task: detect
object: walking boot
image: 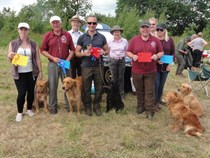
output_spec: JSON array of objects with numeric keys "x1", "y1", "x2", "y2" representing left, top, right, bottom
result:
[{"x1": 94, "y1": 107, "x2": 102, "y2": 116}]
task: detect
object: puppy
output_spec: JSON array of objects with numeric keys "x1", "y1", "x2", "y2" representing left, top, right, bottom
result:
[
  {"x1": 35, "y1": 79, "x2": 49, "y2": 113},
  {"x1": 178, "y1": 83, "x2": 204, "y2": 117},
  {"x1": 103, "y1": 80, "x2": 124, "y2": 113},
  {"x1": 164, "y1": 91, "x2": 205, "y2": 137},
  {"x1": 62, "y1": 76, "x2": 82, "y2": 116}
]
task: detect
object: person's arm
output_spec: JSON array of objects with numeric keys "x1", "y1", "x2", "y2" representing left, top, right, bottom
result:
[
  {"x1": 152, "y1": 39, "x2": 163, "y2": 60},
  {"x1": 151, "y1": 51, "x2": 164, "y2": 61},
  {"x1": 66, "y1": 50, "x2": 74, "y2": 61},
  {"x1": 41, "y1": 50, "x2": 60, "y2": 63},
  {"x1": 188, "y1": 41, "x2": 193, "y2": 49},
  {"x1": 36, "y1": 45, "x2": 42, "y2": 79},
  {"x1": 66, "y1": 33, "x2": 76, "y2": 61},
  {"x1": 101, "y1": 44, "x2": 109, "y2": 56},
  {"x1": 202, "y1": 39, "x2": 208, "y2": 49},
  {"x1": 126, "y1": 51, "x2": 138, "y2": 61},
  {"x1": 7, "y1": 42, "x2": 15, "y2": 62},
  {"x1": 75, "y1": 45, "x2": 91, "y2": 57}
]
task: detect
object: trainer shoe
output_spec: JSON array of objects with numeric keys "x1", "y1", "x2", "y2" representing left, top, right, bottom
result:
[
  {"x1": 16, "y1": 113, "x2": 23, "y2": 122},
  {"x1": 26, "y1": 110, "x2": 35, "y2": 117}
]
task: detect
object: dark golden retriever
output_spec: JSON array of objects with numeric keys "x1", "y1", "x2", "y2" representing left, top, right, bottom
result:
[
  {"x1": 178, "y1": 83, "x2": 204, "y2": 117},
  {"x1": 164, "y1": 91, "x2": 205, "y2": 137},
  {"x1": 35, "y1": 79, "x2": 48, "y2": 113},
  {"x1": 62, "y1": 76, "x2": 82, "y2": 116}
]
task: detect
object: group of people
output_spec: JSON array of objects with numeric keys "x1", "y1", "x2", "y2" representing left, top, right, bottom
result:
[
  {"x1": 175, "y1": 32, "x2": 208, "y2": 77},
  {"x1": 9, "y1": 14, "x2": 203, "y2": 122}
]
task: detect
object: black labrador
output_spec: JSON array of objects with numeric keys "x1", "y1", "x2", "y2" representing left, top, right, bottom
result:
[{"x1": 103, "y1": 80, "x2": 124, "y2": 113}]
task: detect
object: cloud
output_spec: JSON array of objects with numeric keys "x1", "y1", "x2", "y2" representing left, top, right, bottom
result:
[
  {"x1": 90, "y1": 0, "x2": 117, "y2": 16},
  {"x1": 0, "y1": 0, "x2": 36, "y2": 12},
  {"x1": 0, "y1": 0, "x2": 117, "y2": 16}
]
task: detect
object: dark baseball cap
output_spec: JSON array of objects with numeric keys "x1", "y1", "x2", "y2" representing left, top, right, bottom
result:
[
  {"x1": 156, "y1": 23, "x2": 167, "y2": 30},
  {"x1": 140, "y1": 21, "x2": 150, "y2": 27}
]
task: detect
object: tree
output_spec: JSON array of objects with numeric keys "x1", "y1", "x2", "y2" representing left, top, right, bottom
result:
[
  {"x1": 116, "y1": 6, "x2": 140, "y2": 40},
  {"x1": 45, "y1": 0, "x2": 92, "y2": 29},
  {"x1": 1, "y1": 7, "x2": 17, "y2": 32},
  {"x1": 115, "y1": 0, "x2": 210, "y2": 36}
]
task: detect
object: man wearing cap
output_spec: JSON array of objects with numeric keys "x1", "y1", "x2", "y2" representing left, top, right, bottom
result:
[
  {"x1": 126, "y1": 21, "x2": 163, "y2": 119},
  {"x1": 41, "y1": 15, "x2": 75, "y2": 114},
  {"x1": 68, "y1": 15, "x2": 83, "y2": 78},
  {"x1": 75, "y1": 15, "x2": 109, "y2": 116},
  {"x1": 108, "y1": 25, "x2": 128, "y2": 99}
]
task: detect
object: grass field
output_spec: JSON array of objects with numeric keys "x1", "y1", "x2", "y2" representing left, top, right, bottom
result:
[{"x1": 0, "y1": 47, "x2": 210, "y2": 158}]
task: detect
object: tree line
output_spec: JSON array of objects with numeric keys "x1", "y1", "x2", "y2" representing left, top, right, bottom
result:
[{"x1": 0, "y1": 0, "x2": 210, "y2": 47}]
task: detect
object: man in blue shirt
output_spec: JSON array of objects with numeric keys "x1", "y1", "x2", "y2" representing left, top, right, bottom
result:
[{"x1": 76, "y1": 15, "x2": 109, "y2": 116}]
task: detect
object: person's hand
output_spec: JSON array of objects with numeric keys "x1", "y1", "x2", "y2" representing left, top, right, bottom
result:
[
  {"x1": 132, "y1": 55, "x2": 138, "y2": 61},
  {"x1": 53, "y1": 57, "x2": 60, "y2": 63},
  {"x1": 38, "y1": 71, "x2": 42, "y2": 80},
  {"x1": 83, "y1": 50, "x2": 91, "y2": 56},
  {"x1": 166, "y1": 65, "x2": 171, "y2": 71},
  {"x1": 183, "y1": 51, "x2": 188, "y2": 55},
  {"x1": 157, "y1": 60, "x2": 163, "y2": 65},
  {"x1": 8, "y1": 52, "x2": 16, "y2": 59},
  {"x1": 151, "y1": 54, "x2": 158, "y2": 61},
  {"x1": 99, "y1": 49, "x2": 105, "y2": 55}
]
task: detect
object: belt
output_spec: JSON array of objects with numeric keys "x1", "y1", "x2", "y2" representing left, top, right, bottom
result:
[{"x1": 110, "y1": 57, "x2": 125, "y2": 60}]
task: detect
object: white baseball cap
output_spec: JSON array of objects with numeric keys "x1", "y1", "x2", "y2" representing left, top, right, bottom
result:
[
  {"x1": 50, "y1": 16, "x2": 62, "y2": 23},
  {"x1": 18, "y1": 22, "x2": 30, "y2": 29}
]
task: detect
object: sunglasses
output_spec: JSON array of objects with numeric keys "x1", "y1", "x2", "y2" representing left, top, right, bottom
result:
[
  {"x1": 150, "y1": 24, "x2": 156, "y2": 25},
  {"x1": 87, "y1": 22, "x2": 97, "y2": 25},
  {"x1": 156, "y1": 29, "x2": 164, "y2": 32}
]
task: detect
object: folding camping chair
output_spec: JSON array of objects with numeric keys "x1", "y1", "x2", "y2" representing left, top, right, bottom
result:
[{"x1": 187, "y1": 64, "x2": 210, "y2": 96}]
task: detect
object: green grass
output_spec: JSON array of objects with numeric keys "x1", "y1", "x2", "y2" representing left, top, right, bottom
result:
[{"x1": 0, "y1": 47, "x2": 210, "y2": 158}]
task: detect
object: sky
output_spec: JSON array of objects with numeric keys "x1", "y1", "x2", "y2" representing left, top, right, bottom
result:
[{"x1": 0, "y1": 0, "x2": 117, "y2": 16}]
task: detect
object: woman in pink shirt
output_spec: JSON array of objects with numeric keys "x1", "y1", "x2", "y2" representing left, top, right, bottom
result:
[{"x1": 108, "y1": 25, "x2": 128, "y2": 99}]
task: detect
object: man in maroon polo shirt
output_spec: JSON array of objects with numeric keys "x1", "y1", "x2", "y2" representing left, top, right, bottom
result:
[
  {"x1": 126, "y1": 21, "x2": 163, "y2": 119},
  {"x1": 41, "y1": 15, "x2": 75, "y2": 114}
]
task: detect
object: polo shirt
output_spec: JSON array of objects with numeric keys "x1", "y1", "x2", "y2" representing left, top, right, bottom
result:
[
  {"x1": 127, "y1": 34, "x2": 163, "y2": 74},
  {"x1": 77, "y1": 31, "x2": 107, "y2": 67},
  {"x1": 40, "y1": 30, "x2": 75, "y2": 61}
]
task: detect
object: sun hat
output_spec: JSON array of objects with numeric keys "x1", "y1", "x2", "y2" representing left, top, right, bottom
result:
[
  {"x1": 110, "y1": 25, "x2": 124, "y2": 34},
  {"x1": 140, "y1": 21, "x2": 150, "y2": 27},
  {"x1": 69, "y1": 15, "x2": 82, "y2": 23},
  {"x1": 50, "y1": 16, "x2": 62, "y2": 23},
  {"x1": 156, "y1": 23, "x2": 167, "y2": 30},
  {"x1": 18, "y1": 22, "x2": 30, "y2": 29}
]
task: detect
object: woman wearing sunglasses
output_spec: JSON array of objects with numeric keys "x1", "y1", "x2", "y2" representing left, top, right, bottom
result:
[{"x1": 155, "y1": 23, "x2": 175, "y2": 111}]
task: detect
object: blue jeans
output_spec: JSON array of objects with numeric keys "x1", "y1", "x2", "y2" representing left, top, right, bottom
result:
[{"x1": 155, "y1": 71, "x2": 169, "y2": 104}]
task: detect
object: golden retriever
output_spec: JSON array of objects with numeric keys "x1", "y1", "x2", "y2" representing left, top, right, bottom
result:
[
  {"x1": 164, "y1": 91, "x2": 205, "y2": 137},
  {"x1": 62, "y1": 76, "x2": 82, "y2": 116},
  {"x1": 178, "y1": 83, "x2": 204, "y2": 117},
  {"x1": 35, "y1": 79, "x2": 49, "y2": 113}
]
